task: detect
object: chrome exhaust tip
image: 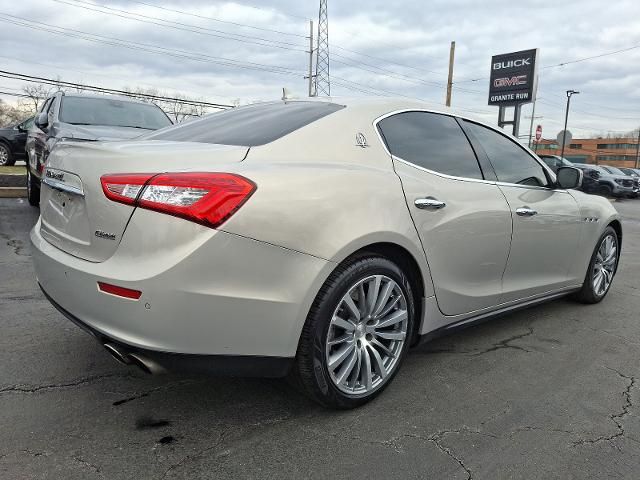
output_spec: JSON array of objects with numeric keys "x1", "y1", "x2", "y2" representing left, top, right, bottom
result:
[
  {"x1": 103, "y1": 343, "x2": 132, "y2": 365},
  {"x1": 127, "y1": 353, "x2": 166, "y2": 375}
]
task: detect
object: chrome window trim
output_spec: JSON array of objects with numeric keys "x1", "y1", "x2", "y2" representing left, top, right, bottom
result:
[
  {"x1": 372, "y1": 108, "x2": 566, "y2": 193},
  {"x1": 42, "y1": 177, "x2": 85, "y2": 197}
]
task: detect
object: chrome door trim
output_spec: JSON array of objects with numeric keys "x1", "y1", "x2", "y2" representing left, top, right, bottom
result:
[
  {"x1": 372, "y1": 108, "x2": 564, "y2": 192},
  {"x1": 42, "y1": 177, "x2": 85, "y2": 197}
]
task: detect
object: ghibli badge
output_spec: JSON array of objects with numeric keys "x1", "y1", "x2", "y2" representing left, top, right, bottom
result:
[{"x1": 94, "y1": 230, "x2": 116, "y2": 241}]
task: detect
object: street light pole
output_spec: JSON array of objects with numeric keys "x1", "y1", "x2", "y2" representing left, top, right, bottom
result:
[{"x1": 560, "y1": 89, "x2": 579, "y2": 161}]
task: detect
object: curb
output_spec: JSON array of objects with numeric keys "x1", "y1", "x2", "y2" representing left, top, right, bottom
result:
[{"x1": 0, "y1": 187, "x2": 27, "y2": 198}]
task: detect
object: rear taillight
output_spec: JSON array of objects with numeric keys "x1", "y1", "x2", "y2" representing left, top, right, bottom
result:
[{"x1": 100, "y1": 172, "x2": 256, "y2": 228}]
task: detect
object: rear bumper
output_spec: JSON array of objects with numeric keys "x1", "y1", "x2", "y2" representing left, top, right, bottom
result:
[
  {"x1": 40, "y1": 285, "x2": 293, "y2": 377},
  {"x1": 31, "y1": 214, "x2": 332, "y2": 360}
]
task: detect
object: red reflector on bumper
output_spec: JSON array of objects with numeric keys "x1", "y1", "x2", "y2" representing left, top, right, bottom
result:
[{"x1": 97, "y1": 282, "x2": 142, "y2": 300}]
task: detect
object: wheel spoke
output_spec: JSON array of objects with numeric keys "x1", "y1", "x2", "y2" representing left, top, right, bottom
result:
[
  {"x1": 375, "y1": 330, "x2": 406, "y2": 341},
  {"x1": 328, "y1": 342, "x2": 355, "y2": 369},
  {"x1": 357, "y1": 283, "x2": 367, "y2": 315},
  {"x1": 349, "y1": 346, "x2": 363, "y2": 389},
  {"x1": 368, "y1": 345, "x2": 387, "y2": 380},
  {"x1": 366, "y1": 276, "x2": 382, "y2": 315},
  {"x1": 343, "y1": 295, "x2": 361, "y2": 322},
  {"x1": 376, "y1": 309, "x2": 407, "y2": 329},
  {"x1": 378, "y1": 295, "x2": 400, "y2": 318},
  {"x1": 362, "y1": 346, "x2": 373, "y2": 390},
  {"x1": 370, "y1": 337, "x2": 396, "y2": 358},
  {"x1": 327, "y1": 334, "x2": 352, "y2": 346},
  {"x1": 371, "y1": 281, "x2": 394, "y2": 318},
  {"x1": 335, "y1": 349, "x2": 358, "y2": 384},
  {"x1": 332, "y1": 315, "x2": 355, "y2": 332}
]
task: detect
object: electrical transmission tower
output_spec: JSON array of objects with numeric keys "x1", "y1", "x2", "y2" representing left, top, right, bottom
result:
[{"x1": 314, "y1": 0, "x2": 330, "y2": 96}]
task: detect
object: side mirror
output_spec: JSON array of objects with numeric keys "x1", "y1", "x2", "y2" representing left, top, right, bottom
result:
[
  {"x1": 556, "y1": 166, "x2": 583, "y2": 190},
  {"x1": 34, "y1": 112, "x2": 49, "y2": 130}
]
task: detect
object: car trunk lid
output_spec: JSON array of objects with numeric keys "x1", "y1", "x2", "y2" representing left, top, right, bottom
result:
[{"x1": 39, "y1": 140, "x2": 248, "y2": 262}]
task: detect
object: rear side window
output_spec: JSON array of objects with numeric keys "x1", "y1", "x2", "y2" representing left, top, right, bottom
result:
[
  {"x1": 144, "y1": 101, "x2": 345, "y2": 146},
  {"x1": 377, "y1": 111, "x2": 483, "y2": 179},
  {"x1": 464, "y1": 121, "x2": 549, "y2": 187}
]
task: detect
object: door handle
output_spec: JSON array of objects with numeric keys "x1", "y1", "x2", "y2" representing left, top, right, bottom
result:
[
  {"x1": 516, "y1": 206, "x2": 537, "y2": 217},
  {"x1": 415, "y1": 197, "x2": 446, "y2": 210}
]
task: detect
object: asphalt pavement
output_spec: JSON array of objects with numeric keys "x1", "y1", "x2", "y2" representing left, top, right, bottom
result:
[{"x1": 1, "y1": 196, "x2": 639, "y2": 479}]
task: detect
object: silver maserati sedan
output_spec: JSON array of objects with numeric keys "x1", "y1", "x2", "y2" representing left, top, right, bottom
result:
[{"x1": 31, "y1": 98, "x2": 621, "y2": 408}]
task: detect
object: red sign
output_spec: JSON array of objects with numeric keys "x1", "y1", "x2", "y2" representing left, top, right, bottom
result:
[{"x1": 535, "y1": 125, "x2": 542, "y2": 141}]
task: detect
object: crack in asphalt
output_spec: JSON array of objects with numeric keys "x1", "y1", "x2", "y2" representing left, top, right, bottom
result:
[
  {"x1": 0, "y1": 372, "x2": 136, "y2": 395},
  {"x1": 572, "y1": 367, "x2": 636, "y2": 450},
  {"x1": 470, "y1": 327, "x2": 534, "y2": 356},
  {"x1": 160, "y1": 427, "x2": 233, "y2": 479},
  {"x1": 73, "y1": 456, "x2": 105, "y2": 478},
  {"x1": 421, "y1": 327, "x2": 535, "y2": 357},
  {"x1": 429, "y1": 430, "x2": 473, "y2": 480}
]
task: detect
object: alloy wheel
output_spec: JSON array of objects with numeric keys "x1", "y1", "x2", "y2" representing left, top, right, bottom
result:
[
  {"x1": 325, "y1": 274, "x2": 408, "y2": 395},
  {"x1": 592, "y1": 234, "x2": 617, "y2": 296},
  {"x1": 0, "y1": 145, "x2": 8, "y2": 166}
]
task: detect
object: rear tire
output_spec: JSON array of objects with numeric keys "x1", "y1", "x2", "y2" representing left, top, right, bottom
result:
[
  {"x1": 573, "y1": 226, "x2": 619, "y2": 304},
  {"x1": 0, "y1": 143, "x2": 14, "y2": 166},
  {"x1": 292, "y1": 255, "x2": 415, "y2": 409},
  {"x1": 27, "y1": 169, "x2": 40, "y2": 207}
]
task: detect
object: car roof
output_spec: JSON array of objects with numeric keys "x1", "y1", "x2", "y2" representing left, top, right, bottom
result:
[{"x1": 55, "y1": 91, "x2": 156, "y2": 105}]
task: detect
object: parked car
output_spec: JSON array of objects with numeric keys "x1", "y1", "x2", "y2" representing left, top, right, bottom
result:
[
  {"x1": 538, "y1": 155, "x2": 599, "y2": 194},
  {"x1": 32, "y1": 99, "x2": 622, "y2": 408},
  {"x1": 599, "y1": 165, "x2": 639, "y2": 197},
  {"x1": 0, "y1": 116, "x2": 34, "y2": 166},
  {"x1": 26, "y1": 92, "x2": 172, "y2": 206},
  {"x1": 619, "y1": 167, "x2": 640, "y2": 178},
  {"x1": 572, "y1": 163, "x2": 638, "y2": 198}
]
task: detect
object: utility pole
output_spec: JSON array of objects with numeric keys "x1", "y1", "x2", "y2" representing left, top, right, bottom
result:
[
  {"x1": 560, "y1": 89, "x2": 579, "y2": 160},
  {"x1": 526, "y1": 98, "x2": 542, "y2": 149},
  {"x1": 635, "y1": 127, "x2": 640, "y2": 168},
  {"x1": 445, "y1": 41, "x2": 455, "y2": 107},
  {"x1": 305, "y1": 20, "x2": 315, "y2": 97}
]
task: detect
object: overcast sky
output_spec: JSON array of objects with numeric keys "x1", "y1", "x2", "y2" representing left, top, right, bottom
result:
[{"x1": 0, "y1": 0, "x2": 638, "y2": 138}]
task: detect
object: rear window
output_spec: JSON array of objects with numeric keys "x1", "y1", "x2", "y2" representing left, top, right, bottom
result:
[
  {"x1": 60, "y1": 97, "x2": 172, "y2": 130},
  {"x1": 143, "y1": 101, "x2": 345, "y2": 146}
]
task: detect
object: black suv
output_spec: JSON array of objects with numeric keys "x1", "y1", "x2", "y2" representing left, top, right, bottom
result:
[
  {"x1": 26, "y1": 91, "x2": 172, "y2": 206},
  {"x1": 0, "y1": 116, "x2": 34, "y2": 166}
]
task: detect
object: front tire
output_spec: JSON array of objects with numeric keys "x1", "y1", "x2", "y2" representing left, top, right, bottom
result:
[
  {"x1": 573, "y1": 226, "x2": 619, "y2": 304},
  {"x1": 598, "y1": 184, "x2": 613, "y2": 197},
  {"x1": 27, "y1": 169, "x2": 40, "y2": 207},
  {"x1": 292, "y1": 255, "x2": 415, "y2": 409}
]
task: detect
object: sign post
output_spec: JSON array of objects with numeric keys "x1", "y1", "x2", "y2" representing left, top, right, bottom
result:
[
  {"x1": 534, "y1": 124, "x2": 542, "y2": 152},
  {"x1": 488, "y1": 48, "x2": 539, "y2": 137}
]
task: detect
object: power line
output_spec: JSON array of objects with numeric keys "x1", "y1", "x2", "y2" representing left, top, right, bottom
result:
[
  {"x1": 0, "y1": 54, "x2": 225, "y2": 102},
  {"x1": 454, "y1": 43, "x2": 640, "y2": 84},
  {"x1": 0, "y1": 70, "x2": 234, "y2": 108},
  {"x1": 52, "y1": 0, "x2": 307, "y2": 52},
  {"x1": 126, "y1": 0, "x2": 308, "y2": 39},
  {"x1": 0, "y1": 13, "x2": 305, "y2": 77}
]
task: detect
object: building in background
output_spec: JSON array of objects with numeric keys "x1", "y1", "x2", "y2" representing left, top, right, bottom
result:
[{"x1": 534, "y1": 137, "x2": 639, "y2": 168}]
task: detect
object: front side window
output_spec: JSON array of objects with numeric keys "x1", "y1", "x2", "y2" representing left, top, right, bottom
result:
[
  {"x1": 464, "y1": 121, "x2": 549, "y2": 187},
  {"x1": 377, "y1": 111, "x2": 483, "y2": 179},
  {"x1": 60, "y1": 97, "x2": 172, "y2": 130}
]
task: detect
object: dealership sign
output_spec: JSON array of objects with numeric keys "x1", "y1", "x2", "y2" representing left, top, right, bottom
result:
[{"x1": 488, "y1": 49, "x2": 538, "y2": 106}]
